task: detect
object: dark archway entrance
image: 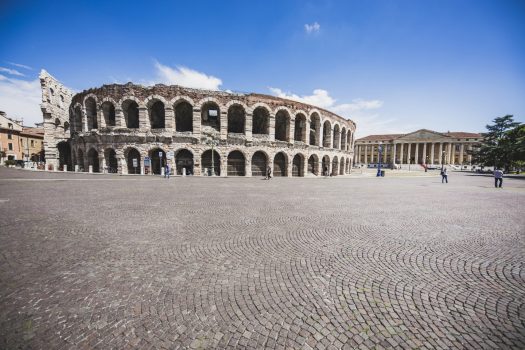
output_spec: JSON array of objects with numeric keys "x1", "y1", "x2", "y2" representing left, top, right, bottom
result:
[
  {"x1": 123, "y1": 100, "x2": 139, "y2": 128},
  {"x1": 175, "y1": 101, "x2": 193, "y2": 132},
  {"x1": 322, "y1": 155, "x2": 330, "y2": 176},
  {"x1": 176, "y1": 149, "x2": 194, "y2": 175},
  {"x1": 87, "y1": 148, "x2": 100, "y2": 173},
  {"x1": 292, "y1": 154, "x2": 304, "y2": 177},
  {"x1": 308, "y1": 155, "x2": 319, "y2": 175},
  {"x1": 251, "y1": 151, "x2": 267, "y2": 177},
  {"x1": 227, "y1": 151, "x2": 245, "y2": 176},
  {"x1": 126, "y1": 148, "x2": 141, "y2": 174},
  {"x1": 332, "y1": 156, "x2": 339, "y2": 176},
  {"x1": 105, "y1": 149, "x2": 118, "y2": 173},
  {"x1": 57, "y1": 141, "x2": 72, "y2": 171},
  {"x1": 273, "y1": 152, "x2": 287, "y2": 177},
  {"x1": 201, "y1": 150, "x2": 220, "y2": 176},
  {"x1": 150, "y1": 148, "x2": 166, "y2": 175}
]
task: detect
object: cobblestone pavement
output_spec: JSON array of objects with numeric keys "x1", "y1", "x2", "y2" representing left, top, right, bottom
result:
[{"x1": 1, "y1": 167, "x2": 524, "y2": 349}]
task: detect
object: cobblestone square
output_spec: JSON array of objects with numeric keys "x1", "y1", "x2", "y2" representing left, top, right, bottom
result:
[{"x1": 1, "y1": 168, "x2": 524, "y2": 349}]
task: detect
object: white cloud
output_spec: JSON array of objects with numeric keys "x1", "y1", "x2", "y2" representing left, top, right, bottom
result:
[
  {"x1": 7, "y1": 62, "x2": 33, "y2": 70},
  {"x1": 0, "y1": 75, "x2": 42, "y2": 126},
  {"x1": 152, "y1": 61, "x2": 222, "y2": 90},
  {"x1": 0, "y1": 67, "x2": 25, "y2": 76},
  {"x1": 269, "y1": 87, "x2": 335, "y2": 108},
  {"x1": 305, "y1": 22, "x2": 320, "y2": 34}
]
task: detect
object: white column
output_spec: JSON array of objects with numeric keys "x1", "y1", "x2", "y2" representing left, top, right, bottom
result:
[
  {"x1": 422, "y1": 143, "x2": 427, "y2": 164},
  {"x1": 459, "y1": 144, "x2": 464, "y2": 164},
  {"x1": 364, "y1": 145, "x2": 368, "y2": 164},
  {"x1": 407, "y1": 143, "x2": 412, "y2": 163},
  {"x1": 414, "y1": 143, "x2": 419, "y2": 164},
  {"x1": 392, "y1": 143, "x2": 397, "y2": 164},
  {"x1": 430, "y1": 143, "x2": 435, "y2": 164}
]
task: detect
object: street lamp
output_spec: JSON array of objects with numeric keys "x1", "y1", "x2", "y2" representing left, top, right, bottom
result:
[
  {"x1": 206, "y1": 138, "x2": 219, "y2": 176},
  {"x1": 441, "y1": 151, "x2": 445, "y2": 172},
  {"x1": 376, "y1": 141, "x2": 383, "y2": 177}
]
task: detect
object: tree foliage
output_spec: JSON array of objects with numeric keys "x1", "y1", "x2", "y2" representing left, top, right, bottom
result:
[{"x1": 471, "y1": 115, "x2": 524, "y2": 171}]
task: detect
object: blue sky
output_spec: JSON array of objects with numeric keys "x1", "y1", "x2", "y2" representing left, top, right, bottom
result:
[{"x1": 0, "y1": 0, "x2": 523, "y2": 136}]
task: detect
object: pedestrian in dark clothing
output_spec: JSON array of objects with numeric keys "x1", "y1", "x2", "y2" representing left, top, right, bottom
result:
[
  {"x1": 441, "y1": 167, "x2": 448, "y2": 183},
  {"x1": 165, "y1": 164, "x2": 170, "y2": 179},
  {"x1": 324, "y1": 166, "x2": 328, "y2": 177},
  {"x1": 494, "y1": 169, "x2": 503, "y2": 188},
  {"x1": 266, "y1": 166, "x2": 272, "y2": 180}
]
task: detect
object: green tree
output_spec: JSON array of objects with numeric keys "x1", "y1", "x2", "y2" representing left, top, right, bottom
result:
[{"x1": 472, "y1": 115, "x2": 522, "y2": 171}]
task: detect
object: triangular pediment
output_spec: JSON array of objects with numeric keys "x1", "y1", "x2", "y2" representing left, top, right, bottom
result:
[{"x1": 395, "y1": 129, "x2": 448, "y2": 141}]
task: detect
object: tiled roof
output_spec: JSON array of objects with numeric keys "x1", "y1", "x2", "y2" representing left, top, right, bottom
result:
[
  {"x1": 444, "y1": 132, "x2": 482, "y2": 138},
  {"x1": 21, "y1": 127, "x2": 45, "y2": 138},
  {"x1": 356, "y1": 130, "x2": 482, "y2": 142},
  {"x1": 355, "y1": 134, "x2": 405, "y2": 142}
]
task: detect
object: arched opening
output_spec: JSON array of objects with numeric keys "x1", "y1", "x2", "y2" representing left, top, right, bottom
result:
[
  {"x1": 175, "y1": 101, "x2": 193, "y2": 132},
  {"x1": 105, "y1": 149, "x2": 118, "y2": 173},
  {"x1": 292, "y1": 154, "x2": 304, "y2": 177},
  {"x1": 333, "y1": 124, "x2": 341, "y2": 149},
  {"x1": 149, "y1": 101, "x2": 165, "y2": 129},
  {"x1": 323, "y1": 121, "x2": 331, "y2": 148},
  {"x1": 273, "y1": 152, "x2": 287, "y2": 176},
  {"x1": 77, "y1": 149, "x2": 84, "y2": 171},
  {"x1": 340, "y1": 157, "x2": 345, "y2": 175},
  {"x1": 347, "y1": 157, "x2": 351, "y2": 173},
  {"x1": 275, "y1": 110, "x2": 290, "y2": 142},
  {"x1": 252, "y1": 107, "x2": 269, "y2": 135},
  {"x1": 175, "y1": 149, "x2": 194, "y2": 175},
  {"x1": 150, "y1": 148, "x2": 166, "y2": 175},
  {"x1": 251, "y1": 151, "x2": 267, "y2": 177},
  {"x1": 64, "y1": 122, "x2": 70, "y2": 132},
  {"x1": 201, "y1": 102, "x2": 220, "y2": 131},
  {"x1": 126, "y1": 148, "x2": 141, "y2": 174},
  {"x1": 123, "y1": 100, "x2": 139, "y2": 128},
  {"x1": 201, "y1": 149, "x2": 220, "y2": 176},
  {"x1": 85, "y1": 97, "x2": 97, "y2": 130},
  {"x1": 227, "y1": 150, "x2": 245, "y2": 176},
  {"x1": 57, "y1": 141, "x2": 72, "y2": 171},
  {"x1": 102, "y1": 102, "x2": 116, "y2": 127},
  {"x1": 341, "y1": 128, "x2": 347, "y2": 150},
  {"x1": 227, "y1": 105, "x2": 245, "y2": 134},
  {"x1": 294, "y1": 114, "x2": 307, "y2": 143},
  {"x1": 310, "y1": 113, "x2": 320, "y2": 146},
  {"x1": 74, "y1": 106, "x2": 82, "y2": 131},
  {"x1": 308, "y1": 155, "x2": 319, "y2": 175},
  {"x1": 87, "y1": 148, "x2": 100, "y2": 172},
  {"x1": 322, "y1": 155, "x2": 330, "y2": 176},
  {"x1": 332, "y1": 156, "x2": 339, "y2": 176}
]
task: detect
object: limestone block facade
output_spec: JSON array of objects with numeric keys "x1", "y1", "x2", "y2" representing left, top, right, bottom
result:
[{"x1": 40, "y1": 70, "x2": 356, "y2": 176}]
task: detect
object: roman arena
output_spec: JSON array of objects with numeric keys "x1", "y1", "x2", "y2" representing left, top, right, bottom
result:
[{"x1": 40, "y1": 71, "x2": 356, "y2": 177}]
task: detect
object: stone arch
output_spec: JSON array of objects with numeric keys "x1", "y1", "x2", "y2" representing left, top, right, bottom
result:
[
  {"x1": 104, "y1": 148, "x2": 118, "y2": 172},
  {"x1": 227, "y1": 150, "x2": 246, "y2": 176},
  {"x1": 294, "y1": 113, "x2": 307, "y2": 143},
  {"x1": 84, "y1": 96, "x2": 98, "y2": 130},
  {"x1": 275, "y1": 109, "x2": 290, "y2": 142},
  {"x1": 323, "y1": 120, "x2": 332, "y2": 148},
  {"x1": 122, "y1": 99, "x2": 140, "y2": 128},
  {"x1": 251, "y1": 150, "x2": 268, "y2": 177},
  {"x1": 309, "y1": 112, "x2": 321, "y2": 146},
  {"x1": 273, "y1": 152, "x2": 288, "y2": 176},
  {"x1": 77, "y1": 148, "x2": 85, "y2": 171},
  {"x1": 341, "y1": 127, "x2": 347, "y2": 150},
  {"x1": 252, "y1": 106, "x2": 270, "y2": 135},
  {"x1": 340, "y1": 157, "x2": 345, "y2": 175},
  {"x1": 200, "y1": 99, "x2": 221, "y2": 132},
  {"x1": 73, "y1": 103, "x2": 83, "y2": 131},
  {"x1": 332, "y1": 155, "x2": 339, "y2": 176},
  {"x1": 87, "y1": 148, "x2": 100, "y2": 172},
  {"x1": 201, "y1": 149, "x2": 220, "y2": 176},
  {"x1": 322, "y1": 155, "x2": 330, "y2": 176},
  {"x1": 308, "y1": 154, "x2": 319, "y2": 175},
  {"x1": 174, "y1": 99, "x2": 193, "y2": 132},
  {"x1": 227, "y1": 103, "x2": 246, "y2": 134},
  {"x1": 175, "y1": 148, "x2": 194, "y2": 175},
  {"x1": 101, "y1": 101, "x2": 116, "y2": 127},
  {"x1": 149, "y1": 147, "x2": 166, "y2": 174},
  {"x1": 146, "y1": 98, "x2": 166, "y2": 129},
  {"x1": 333, "y1": 124, "x2": 341, "y2": 149},
  {"x1": 57, "y1": 141, "x2": 71, "y2": 171},
  {"x1": 125, "y1": 147, "x2": 141, "y2": 174},
  {"x1": 292, "y1": 153, "x2": 305, "y2": 177}
]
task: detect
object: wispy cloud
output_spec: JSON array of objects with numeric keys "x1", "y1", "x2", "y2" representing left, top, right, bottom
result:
[
  {"x1": 151, "y1": 61, "x2": 222, "y2": 90},
  {"x1": 304, "y1": 22, "x2": 320, "y2": 34},
  {"x1": 0, "y1": 67, "x2": 25, "y2": 77},
  {"x1": 0, "y1": 74, "x2": 42, "y2": 126},
  {"x1": 268, "y1": 87, "x2": 401, "y2": 136},
  {"x1": 7, "y1": 62, "x2": 33, "y2": 70}
]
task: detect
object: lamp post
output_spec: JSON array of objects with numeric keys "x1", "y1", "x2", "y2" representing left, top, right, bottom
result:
[
  {"x1": 441, "y1": 151, "x2": 445, "y2": 172},
  {"x1": 376, "y1": 142, "x2": 383, "y2": 177},
  {"x1": 207, "y1": 138, "x2": 219, "y2": 176}
]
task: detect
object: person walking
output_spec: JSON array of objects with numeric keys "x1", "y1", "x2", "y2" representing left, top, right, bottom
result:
[
  {"x1": 441, "y1": 167, "x2": 448, "y2": 183},
  {"x1": 494, "y1": 168, "x2": 503, "y2": 188},
  {"x1": 266, "y1": 166, "x2": 272, "y2": 180},
  {"x1": 165, "y1": 164, "x2": 170, "y2": 179}
]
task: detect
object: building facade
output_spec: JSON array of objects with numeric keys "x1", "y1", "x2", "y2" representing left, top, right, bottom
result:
[
  {"x1": 354, "y1": 129, "x2": 482, "y2": 167},
  {"x1": 0, "y1": 111, "x2": 44, "y2": 163},
  {"x1": 40, "y1": 70, "x2": 356, "y2": 176}
]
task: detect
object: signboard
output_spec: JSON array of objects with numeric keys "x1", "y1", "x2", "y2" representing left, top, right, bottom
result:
[
  {"x1": 132, "y1": 158, "x2": 138, "y2": 168},
  {"x1": 159, "y1": 151, "x2": 163, "y2": 157},
  {"x1": 144, "y1": 156, "x2": 151, "y2": 166},
  {"x1": 167, "y1": 151, "x2": 174, "y2": 159},
  {"x1": 208, "y1": 109, "x2": 218, "y2": 117}
]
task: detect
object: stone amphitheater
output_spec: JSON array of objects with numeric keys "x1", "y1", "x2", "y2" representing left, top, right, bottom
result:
[{"x1": 40, "y1": 70, "x2": 356, "y2": 177}]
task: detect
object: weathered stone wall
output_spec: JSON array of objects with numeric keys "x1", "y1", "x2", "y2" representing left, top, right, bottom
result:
[{"x1": 42, "y1": 73, "x2": 357, "y2": 176}]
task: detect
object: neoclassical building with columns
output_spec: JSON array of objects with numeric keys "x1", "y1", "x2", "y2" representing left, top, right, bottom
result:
[
  {"x1": 39, "y1": 70, "x2": 356, "y2": 177},
  {"x1": 354, "y1": 129, "x2": 482, "y2": 167}
]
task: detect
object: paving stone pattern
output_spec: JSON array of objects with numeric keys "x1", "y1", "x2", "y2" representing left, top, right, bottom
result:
[{"x1": 0, "y1": 168, "x2": 524, "y2": 349}]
